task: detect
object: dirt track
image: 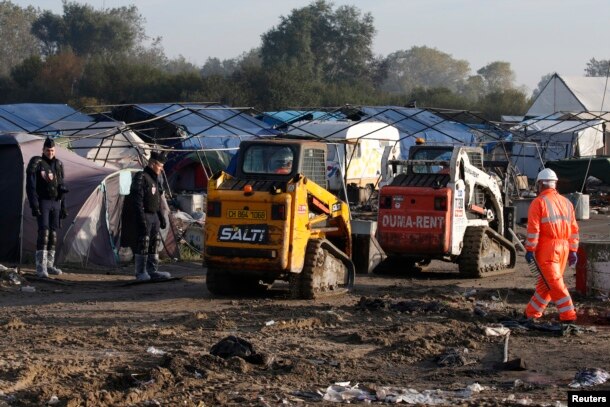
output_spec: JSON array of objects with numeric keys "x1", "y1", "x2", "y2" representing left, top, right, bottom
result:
[{"x1": 1, "y1": 216, "x2": 610, "y2": 406}]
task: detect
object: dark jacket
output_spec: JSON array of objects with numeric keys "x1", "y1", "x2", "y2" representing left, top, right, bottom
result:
[
  {"x1": 26, "y1": 155, "x2": 65, "y2": 209},
  {"x1": 121, "y1": 166, "x2": 165, "y2": 249}
]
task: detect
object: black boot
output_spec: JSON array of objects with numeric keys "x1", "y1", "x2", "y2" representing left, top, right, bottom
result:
[{"x1": 134, "y1": 254, "x2": 150, "y2": 281}]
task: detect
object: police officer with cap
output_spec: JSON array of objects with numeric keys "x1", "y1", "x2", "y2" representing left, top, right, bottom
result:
[
  {"x1": 130, "y1": 150, "x2": 171, "y2": 281},
  {"x1": 26, "y1": 136, "x2": 68, "y2": 278}
]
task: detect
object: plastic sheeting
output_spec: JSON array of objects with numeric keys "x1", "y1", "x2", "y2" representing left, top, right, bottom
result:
[{"x1": 360, "y1": 107, "x2": 478, "y2": 158}]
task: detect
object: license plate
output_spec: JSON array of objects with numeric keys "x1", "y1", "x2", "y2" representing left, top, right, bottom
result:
[
  {"x1": 227, "y1": 209, "x2": 267, "y2": 220},
  {"x1": 218, "y1": 225, "x2": 268, "y2": 244}
]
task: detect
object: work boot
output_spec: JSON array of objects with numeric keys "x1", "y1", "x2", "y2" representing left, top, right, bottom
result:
[
  {"x1": 146, "y1": 254, "x2": 171, "y2": 280},
  {"x1": 134, "y1": 254, "x2": 150, "y2": 281},
  {"x1": 46, "y1": 250, "x2": 63, "y2": 275},
  {"x1": 35, "y1": 250, "x2": 48, "y2": 278}
]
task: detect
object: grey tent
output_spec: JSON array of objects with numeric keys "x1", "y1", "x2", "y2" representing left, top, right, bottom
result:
[{"x1": 0, "y1": 133, "x2": 178, "y2": 267}]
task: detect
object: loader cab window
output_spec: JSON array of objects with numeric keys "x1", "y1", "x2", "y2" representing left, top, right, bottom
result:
[
  {"x1": 242, "y1": 145, "x2": 295, "y2": 175},
  {"x1": 411, "y1": 148, "x2": 452, "y2": 174}
]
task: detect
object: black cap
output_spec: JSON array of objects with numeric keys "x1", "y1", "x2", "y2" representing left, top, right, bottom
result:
[
  {"x1": 44, "y1": 137, "x2": 55, "y2": 148},
  {"x1": 149, "y1": 150, "x2": 168, "y2": 164}
]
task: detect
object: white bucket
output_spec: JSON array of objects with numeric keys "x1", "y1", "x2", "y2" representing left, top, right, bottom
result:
[{"x1": 569, "y1": 192, "x2": 590, "y2": 220}]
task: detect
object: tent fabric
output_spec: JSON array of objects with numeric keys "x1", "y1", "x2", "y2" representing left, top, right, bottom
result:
[
  {"x1": 0, "y1": 133, "x2": 178, "y2": 267},
  {"x1": 62, "y1": 169, "x2": 178, "y2": 266},
  {"x1": 111, "y1": 103, "x2": 276, "y2": 151},
  {"x1": 511, "y1": 119, "x2": 604, "y2": 157},
  {"x1": 0, "y1": 104, "x2": 148, "y2": 168},
  {"x1": 258, "y1": 110, "x2": 345, "y2": 127},
  {"x1": 526, "y1": 74, "x2": 610, "y2": 117},
  {"x1": 359, "y1": 106, "x2": 478, "y2": 158},
  {"x1": 168, "y1": 150, "x2": 231, "y2": 192},
  {"x1": 0, "y1": 103, "x2": 93, "y2": 132},
  {"x1": 546, "y1": 158, "x2": 610, "y2": 193}
]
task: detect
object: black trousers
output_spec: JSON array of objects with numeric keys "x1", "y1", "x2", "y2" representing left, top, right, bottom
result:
[
  {"x1": 136, "y1": 212, "x2": 160, "y2": 255},
  {"x1": 36, "y1": 199, "x2": 61, "y2": 250}
]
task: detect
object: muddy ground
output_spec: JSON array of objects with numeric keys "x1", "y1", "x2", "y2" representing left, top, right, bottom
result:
[{"x1": 1, "y1": 215, "x2": 610, "y2": 407}]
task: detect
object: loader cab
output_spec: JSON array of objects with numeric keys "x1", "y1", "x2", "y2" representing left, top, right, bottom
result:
[
  {"x1": 235, "y1": 139, "x2": 328, "y2": 188},
  {"x1": 408, "y1": 145, "x2": 453, "y2": 174}
]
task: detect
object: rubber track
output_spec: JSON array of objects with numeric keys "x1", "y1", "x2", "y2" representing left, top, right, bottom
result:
[
  {"x1": 291, "y1": 239, "x2": 350, "y2": 299},
  {"x1": 459, "y1": 226, "x2": 516, "y2": 278}
]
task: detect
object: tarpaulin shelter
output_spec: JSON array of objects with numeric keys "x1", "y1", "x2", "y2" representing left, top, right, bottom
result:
[
  {"x1": 360, "y1": 107, "x2": 478, "y2": 153},
  {"x1": 510, "y1": 118, "x2": 605, "y2": 179},
  {"x1": 0, "y1": 133, "x2": 178, "y2": 267},
  {"x1": 0, "y1": 103, "x2": 148, "y2": 168},
  {"x1": 257, "y1": 110, "x2": 345, "y2": 127},
  {"x1": 108, "y1": 103, "x2": 277, "y2": 190}
]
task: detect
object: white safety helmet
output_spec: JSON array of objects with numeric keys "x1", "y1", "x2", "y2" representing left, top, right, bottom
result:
[{"x1": 536, "y1": 168, "x2": 558, "y2": 183}]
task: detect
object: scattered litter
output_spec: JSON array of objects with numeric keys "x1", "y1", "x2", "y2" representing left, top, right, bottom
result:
[
  {"x1": 321, "y1": 381, "x2": 486, "y2": 404},
  {"x1": 474, "y1": 306, "x2": 488, "y2": 317},
  {"x1": 391, "y1": 299, "x2": 445, "y2": 314},
  {"x1": 47, "y1": 395, "x2": 60, "y2": 405},
  {"x1": 146, "y1": 346, "x2": 166, "y2": 355},
  {"x1": 484, "y1": 326, "x2": 510, "y2": 336},
  {"x1": 1, "y1": 266, "x2": 25, "y2": 287},
  {"x1": 210, "y1": 335, "x2": 270, "y2": 365},
  {"x1": 568, "y1": 368, "x2": 609, "y2": 388},
  {"x1": 292, "y1": 390, "x2": 324, "y2": 401},
  {"x1": 463, "y1": 289, "x2": 477, "y2": 298},
  {"x1": 20, "y1": 286, "x2": 36, "y2": 293},
  {"x1": 435, "y1": 347, "x2": 476, "y2": 367},
  {"x1": 265, "y1": 320, "x2": 276, "y2": 326},
  {"x1": 357, "y1": 297, "x2": 388, "y2": 310},
  {"x1": 194, "y1": 370, "x2": 202, "y2": 379},
  {"x1": 503, "y1": 394, "x2": 532, "y2": 405},
  {"x1": 322, "y1": 382, "x2": 376, "y2": 403}
]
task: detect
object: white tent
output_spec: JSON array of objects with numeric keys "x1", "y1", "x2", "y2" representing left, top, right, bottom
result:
[
  {"x1": 527, "y1": 74, "x2": 610, "y2": 117},
  {"x1": 56, "y1": 121, "x2": 150, "y2": 169},
  {"x1": 510, "y1": 118, "x2": 605, "y2": 178}
]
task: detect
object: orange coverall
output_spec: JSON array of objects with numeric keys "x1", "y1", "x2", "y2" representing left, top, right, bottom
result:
[{"x1": 525, "y1": 188, "x2": 579, "y2": 321}]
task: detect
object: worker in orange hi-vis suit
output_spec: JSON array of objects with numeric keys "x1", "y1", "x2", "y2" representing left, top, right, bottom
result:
[{"x1": 524, "y1": 168, "x2": 579, "y2": 322}]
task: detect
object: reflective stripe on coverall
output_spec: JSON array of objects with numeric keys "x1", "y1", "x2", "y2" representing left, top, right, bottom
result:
[{"x1": 525, "y1": 188, "x2": 579, "y2": 321}]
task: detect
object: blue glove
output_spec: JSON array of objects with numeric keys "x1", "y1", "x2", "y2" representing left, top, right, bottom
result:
[
  {"x1": 568, "y1": 252, "x2": 578, "y2": 267},
  {"x1": 525, "y1": 252, "x2": 535, "y2": 264}
]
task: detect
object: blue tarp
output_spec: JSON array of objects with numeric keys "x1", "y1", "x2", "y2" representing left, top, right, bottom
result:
[
  {"x1": 258, "y1": 110, "x2": 345, "y2": 127},
  {"x1": 117, "y1": 103, "x2": 276, "y2": 151},
  {"x1": 359, "y1": 107, "x2": 479, "y2": 158},
  {"x1": 0, "y1": 103, "x2": 119, "y2": 135}
]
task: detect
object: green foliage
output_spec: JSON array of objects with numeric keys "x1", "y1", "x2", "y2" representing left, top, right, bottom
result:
[
  {"x1": 585, "y1": 58, "x2": 610, "y2": 77},
  {"x1": 408, "y1": 87, "x2": 475, "y2": 110},
  {"x1": 382, "y1": 46, "x2": 470, "y2": 94},
  {"x1": 260, "y1": 0, "x2": 375, "y2": 85},
  {"x1": 0, "y1": 0, "x2": 534, "y2": 121},
  {"x1": 477, "y1": 89, "x2": 529, "y2": 121},
  {"x1": 476, "y1": 61, "x2": 515, "y2": 92},
  {"x1": 0, "y1": 1, "x2": 40, "y2": 76},
  {"x1": 31, "y1": 2, "x2": 145, "y2": 57},
  {"x1": 10, "y1": 55, "x2": 42, "y2": 87}
]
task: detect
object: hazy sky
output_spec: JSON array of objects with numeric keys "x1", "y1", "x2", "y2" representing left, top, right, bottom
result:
[{"x1": 12, "y1": 0, "x2": 610, "y2": 93}]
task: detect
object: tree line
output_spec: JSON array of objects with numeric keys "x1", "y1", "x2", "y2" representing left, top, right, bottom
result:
[{"x1": 0, "y1": 0, "x2": 607, "y2": 120}]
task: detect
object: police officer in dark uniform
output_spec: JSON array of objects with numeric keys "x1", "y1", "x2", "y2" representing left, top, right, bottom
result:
[
  {"x1": 131, "y1": 150, "x2": 171, "y2": 281},
  {"x1": 26, "y1": 137, "x2": 68, "y2": 278}
]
